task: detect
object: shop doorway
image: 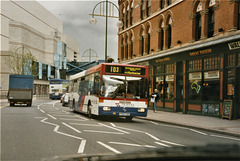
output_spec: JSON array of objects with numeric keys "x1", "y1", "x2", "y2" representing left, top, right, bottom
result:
[{"x1": 176, "y1": 62, "x2": 183, "y2": 112}]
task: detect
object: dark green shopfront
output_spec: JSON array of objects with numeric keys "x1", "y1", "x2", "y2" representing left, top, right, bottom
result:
[{"x1": 137, "y1": 38, "x2": 240, "y2": 120}]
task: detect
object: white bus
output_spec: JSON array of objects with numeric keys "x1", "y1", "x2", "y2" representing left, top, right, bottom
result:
[
  {"x1": 49, "y1": 79, "x2": 69, "y2": 99},
  {"x1": 68, "y1": 63, "x2": 149, "y2": 121}
]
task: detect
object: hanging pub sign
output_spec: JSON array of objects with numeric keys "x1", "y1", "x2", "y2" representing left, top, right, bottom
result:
[{"x1": 228, "y1": 41, "x2": 240, "y2": 50}]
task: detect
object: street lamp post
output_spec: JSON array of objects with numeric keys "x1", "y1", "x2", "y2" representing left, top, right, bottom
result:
[{"x1": 89, "y1": 0, "x2": 123, "y2": 62}]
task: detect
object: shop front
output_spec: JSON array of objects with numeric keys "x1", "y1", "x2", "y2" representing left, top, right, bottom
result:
[{"x1": 147, "y1": 39, "x2": 240, "y2": 119}]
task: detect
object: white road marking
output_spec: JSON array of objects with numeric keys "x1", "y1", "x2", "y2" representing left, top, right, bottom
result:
[
  {"x1": 99, "y1": 123, "x2": 130, "y2": 134},
  {"x1": 55, "y1": 108, "x2": 60, "y2": 110},
  {"x1": 40, "y1": 118, "x2": 83, "y2": 140},
  {"x1": 210, "y1": 134, "x2": 240, "y2": 141},
  {"x1": 34, "y1": 117, "x2": 45, "y2": 119},
  {"x1": 52, "y1": 115, "x2": 76, "y2": 117},
  {"x1": 59, "y1": 118, "x2": 86, "y2": 121},
  {"x1": 70, "y1": 123, "x2": 102, "y2": 127},
  {"x1": 83, "y1": 130, "x2": 124, "y2": 135},
  {"x1": 97, "y1": 141, "x2": 121, "y2": 154},
  {"x1": 145, "y1": 132, "x2": 160, "y2": 141},
  {"x1": 115, "y1": 126, "x2": 145, "y2": 133},
  {"x1": 109, "y1": 142, "x2": 157, "y2": 148},
  {"x1": 160, "y1": 140, "x2": 185, "y2": 146},
  {"x1": 189, "y1": 129, "x2": 208, "y2": 136},
  {"x1": 62, "y1": 122, "x2": 82, "y2": 133},
  {"x1": 40, "y1": 109, "x2": 45, "y2": 113},
  {"x1": 110, "y1": 123, "x2": 116, "y2": 127},
  {"x1": 150, "y1": 121, "x2": 159, "y2": 125},
  {"x1": 47, "y1": 114, "x2": 57, "y2": 120},
  {"x1": 78, "y1": 140, "x2": 86, "y2": 153},
  {"x1": 61, "y1": 110, "x2": 70, "y2": 114},
  {"x1": 155, "y1": 142, "x2": 171, "y2": 147}
]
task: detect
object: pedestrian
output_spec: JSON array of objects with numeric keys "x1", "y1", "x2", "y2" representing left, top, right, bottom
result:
[{"x1": 151, "y1": 89, "x2": 159, "y2": 112}]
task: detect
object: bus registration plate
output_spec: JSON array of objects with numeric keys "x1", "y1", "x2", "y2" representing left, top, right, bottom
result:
[{"x1": 119, "y1": 113, "x2": 130, "y2": 116}]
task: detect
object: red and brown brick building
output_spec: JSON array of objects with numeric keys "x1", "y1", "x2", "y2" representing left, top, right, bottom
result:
[{"x1": 118, "y1": 0, "x2": 240, "y2": 119}]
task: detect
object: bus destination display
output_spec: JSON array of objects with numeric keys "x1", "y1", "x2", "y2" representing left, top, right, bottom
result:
[{"x1": 106, "y1": 65, "x2": 145, "y2": 75}]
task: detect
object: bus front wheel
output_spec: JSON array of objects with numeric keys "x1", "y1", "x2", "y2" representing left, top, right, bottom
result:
[{"x1": 87, "y1": 107, "x2": 92, "y2": 118}]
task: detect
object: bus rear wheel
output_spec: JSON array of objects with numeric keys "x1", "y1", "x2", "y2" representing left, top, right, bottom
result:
[{"x1": 87, "y1": 107, "x2": 92, "y2": 118}]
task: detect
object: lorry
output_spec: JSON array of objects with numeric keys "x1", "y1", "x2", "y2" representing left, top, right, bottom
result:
[{"x1": 8, "y1": 75, "x2": 34, "y2": 106}]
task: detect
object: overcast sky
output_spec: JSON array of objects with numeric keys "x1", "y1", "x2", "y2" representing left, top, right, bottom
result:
[{"x1": 37, "y1": 0, "x2": 119, "y2": 62}]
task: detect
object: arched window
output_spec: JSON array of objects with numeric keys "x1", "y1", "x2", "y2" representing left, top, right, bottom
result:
[
  {"x1": 129, "y1": 32, "x2": 133, "y2": 58},
  {"x1": 141, "y1": 0, "x2": 145, "y2": 20},
  {"x1": 167, "y1": 0, "x2": 172, "y2": 6},
  {"x1": 195, "y1": 2, "x2": 202, "y2": 41},
  {"x1": 167, "y1": 25, "x2": 172, "y2": 49},
  {"x1": 122, "y1": 7, "x2": 125, "y2": 30},
  {"x1": 158, "y1": 22, "x2": 164, "y2": 51},
  {"x1": 121, "y1": 37, "x2": 124, "y2": 60},
  {"x1": 147, "y1": 0, "x2": 151, "y2": 17},
  {"x1": 126, "y1": 4, "x2": 129, "y2": 28},
  {"x1": 130, "y1": 2, "x2": 133, "y2": 26},
  {"x1": 125, "y1": 35, "x2": 128, "y2": 59},
  {"x1": 139, "y1": 29, "x2": 144, "y2": 56},
  {"x1": 208, "y1": 7, "x2": 215, "y2": 38},
  {"x1": 160, "y1": 0, "x2": 165, "y2": 9}
]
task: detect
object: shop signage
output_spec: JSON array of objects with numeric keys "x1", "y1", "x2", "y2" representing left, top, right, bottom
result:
[
  {"x1": 189, "y1": 49, "x2": 212, "y2": 56},
  {"x1": 166, "y1": 75, "x2": 174, "y2": 81},
  {"x1": 155, "y1": 57, "x2": 170, "y2": 63},
  {"x1": 222, "y1": 100, "x2": 233, "y2": 120},
  {"x1": 156, "y1": 76, "x2": 164, "y2": 82},
  {"x1": 227, "y1": 84, "x2": 234, "y2": 96},
  {"x1": 137, "y1": 61, "x2": 149, "y2": 66},
  {"x1": 204, "y1": 70, "x2": 219, "y2": 79},
  {"x1": 228, "y1": 41, "x2": 240, "y2": 50},
  {"x1": 189, "y1": 72, "x2": 202, "y2": 80}
]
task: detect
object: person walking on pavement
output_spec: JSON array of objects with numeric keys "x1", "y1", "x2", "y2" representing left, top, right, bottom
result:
[{"x1": 151, "y1": 89, "x2": 159, "y2": 112}]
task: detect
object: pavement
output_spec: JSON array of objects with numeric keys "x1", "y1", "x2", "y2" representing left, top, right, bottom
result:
[
  {"x1": 1, "y1": 98, "x2": 239, "y2": 137},
  {"x1": 138, "y1": 110, "x2": 240, "y2": 138}
]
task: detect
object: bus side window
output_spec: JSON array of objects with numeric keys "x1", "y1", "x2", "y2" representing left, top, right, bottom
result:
[{"x1": 94, "y1": 74, "x2": 100, "y2": 95}]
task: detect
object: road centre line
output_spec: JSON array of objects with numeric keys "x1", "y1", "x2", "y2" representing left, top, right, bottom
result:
[
  {"x1": 83, "y1": 130, "x2": 124, "y2": 135},
  {"x1": 189, "y1": 129, "x2": 208, "y2": 136},
  {"x1": 97, "y1": 141, "x2": 122, "y2": 154},
  {"x1": 78, "y1": 140, "x2": 86, "y2": 153},
  {"x1": 69, "y1": 123, "x2": 102, "y2": 127},
  {"x1": 155, "y1": 142, "x2": 171, "y2": 147},
  {"x1": 47, "y1": 114, "x2": 57, "y2": 120},
  {"x1": 99, "y1": 123, "x2": 130, "y2": 134},
  {"x1": 145, "y1": 132, "x2": 160, "y2": 141},
  {"x1": 62, "y1": 122, "x2": 82, "y2": 133},
  {"x1": 109, "y1": 142, "x2": 157, "y2": 148},
  {"x1": 210, "y1": 134, "x2": 240, "y2": 141},
  {"x1": 55, "y1": 108, "x2": 60, "y2": 110},
  {"x1": 160, "y1": 140, "x2": 185, "y2": 146}
]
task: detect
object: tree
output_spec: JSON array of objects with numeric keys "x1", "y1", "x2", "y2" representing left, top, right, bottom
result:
[{"x1": 9, "y1": 46, "x2": 38, "y2": 76}]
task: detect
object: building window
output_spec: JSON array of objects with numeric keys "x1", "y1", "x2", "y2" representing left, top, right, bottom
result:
[
  {"x1": 204, "y1": 57, "x2": 220, "y2": 69},
  {"x1": 130, "y1": 4, "x2": 133, "y2": 26},
  {"x1": 158, "y1": 28, "x2": 164, "y2": 51},
  {"x1": 126, "y1": 9, "x2": 129, "y2": 28},
  {"x1": 167, "y1": 25, "x2": 172, "y2": 49},
  {"x1": 141, "y1": 35, "x2": 144, "y2": 56},
  {"x1": 238, "y1": 1, "x2": 240, "y2": 30},
  {"x1": 160, "y1": 0, "x2": 165, "y2": 9},
  {"x1": 141, "y1": 0, "x2": 145, "y2": 20},
  {"x1": 238, "y1": 53, "x2": 240, "y2": 65},
  {"x1": 189, "y1": 59, "x2": 202, "y2": 71},
  {"x1": 165, "y1": 64, "x2": 174, "y2": 100},
  {"x1": 122, "y1": 12, "x2": 125, "y2": 30},
  {"x1": 147, "y1": 33, "x2": 150, "y2": 54},
  {"x1": 195, "y1": 12, "x2": 201, "y2": 41},
  {"x1": 147, "y1": 0, "x2": 151, "y2": 17},
  {"x1": 167, "y1": 0, "x2": 172, "y2": 6},
  {"x1": 228, "y1": 54, "x2": 235, "y2": 67},
  {"x1": 208, "y1": 7, "x2": 215, "y2": 38}
]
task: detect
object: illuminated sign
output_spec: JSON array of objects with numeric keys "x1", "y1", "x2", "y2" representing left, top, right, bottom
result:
[
  {"x1": 190, "y1": 49, "x2": 212, "y2": 56},
  {"x1": 191, "y1": 81, "x2": 201, "y2": 94},
  {"x1": 106, "y1": 65, "x2": 145, "y2": 75},
  {"x1": 155, "y1": 57, "x2": 170, "y2": 63},
  {"x1": 228, "y1": 41, "x2": 240, "y2": 50}
]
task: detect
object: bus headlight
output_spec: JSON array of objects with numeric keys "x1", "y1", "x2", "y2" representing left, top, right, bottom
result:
[
  {"x1": 103, "y1": 107, "x2": 111, "y2": 111},
  {"x1": 138, "y1": 108, "x2": 145, "y2": 113}
]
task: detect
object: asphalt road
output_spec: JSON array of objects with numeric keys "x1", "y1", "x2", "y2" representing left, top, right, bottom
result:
[{"x1": 1, "y1": 100, "x2": 240, "y2": 160}]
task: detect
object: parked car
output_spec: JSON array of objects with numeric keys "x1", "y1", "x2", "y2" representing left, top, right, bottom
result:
[{"x1": 62, "y1": 94, "x2": 69, "y2": 106}]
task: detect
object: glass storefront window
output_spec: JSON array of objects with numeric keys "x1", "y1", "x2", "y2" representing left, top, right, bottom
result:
[
  {"x1": 189, "y1": 59, "x2": 202, "y2": 71},
  {"x1": 228, "y1": 54, "x2": 235, "y2": 67},
  {"x1": 202, "y1": 70, "x2": 220, "y2": 101},
  {"x1": 238, "y1": 53, "x2": 240, "y2": 65},
  {"x1": 156, "y1": 76, "x2": 164, "y2": 100},
  {"x1": 189, "y1": 72, "x2": 202, "y2": 101},
  {"x1": 204, "y1": 57, "x2": 220, "y2": 69},
  {"x1": 165, "y1": 75, "x2": 174, "y2": 100}
]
